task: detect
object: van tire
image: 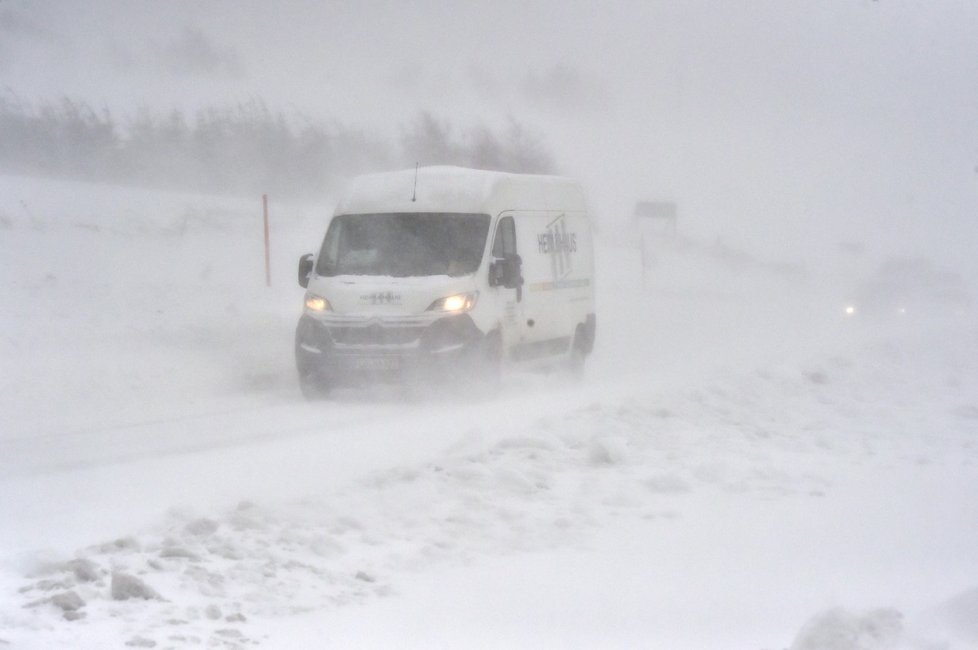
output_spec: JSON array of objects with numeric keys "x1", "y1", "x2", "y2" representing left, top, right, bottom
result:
[
  {"x1": 295, "y1": 316, "x2": 331, "y2": 400},
  {"x1": 459, "y1": 331, "x2": 502, "y2": 396},
  {"x1": 484, "y1": 332, "x2": 503, "y2": 390},
  {"x1": 568, "y1": 325, "x2": 588, "y2": 378},
  {"x1": 298, "y1": 370, "x2": 330, "y2": 400}
]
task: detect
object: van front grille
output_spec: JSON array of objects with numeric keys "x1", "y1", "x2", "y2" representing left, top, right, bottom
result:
[{"x1": 327, "y1": 323, "x2": 424, "y2": 347}]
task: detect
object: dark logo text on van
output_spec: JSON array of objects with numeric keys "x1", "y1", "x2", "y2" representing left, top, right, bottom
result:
[
  {"x1": 537, "y1": 230, "x2": 577, "y2": 254},
  {"x1": 360, "y1": 291, "x2": 401, "y2": 305},
  {"x1": 539, "y1": 214, "x2": 576, "y2": 280}
]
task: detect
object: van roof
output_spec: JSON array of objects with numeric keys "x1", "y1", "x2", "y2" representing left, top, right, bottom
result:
[{"x1": 335, "y1": 166, "x2": 587, "y2": 216}]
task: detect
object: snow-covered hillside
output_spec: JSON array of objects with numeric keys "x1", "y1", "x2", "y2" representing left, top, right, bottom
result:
[{"x1": 1, "y1": 175, "x2": 977, "y2": 649}]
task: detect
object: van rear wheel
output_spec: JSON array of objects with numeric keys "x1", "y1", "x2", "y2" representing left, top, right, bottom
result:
[{"x1": 568, "y1": 325, "x2": 588, "y2": 378}]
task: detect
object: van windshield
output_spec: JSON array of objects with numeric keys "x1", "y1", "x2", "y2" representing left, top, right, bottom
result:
[{"x1": 316, "y1": 212, "x2": 490, "y2": 277}]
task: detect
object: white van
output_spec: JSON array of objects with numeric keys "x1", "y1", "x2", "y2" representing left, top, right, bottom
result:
[{"x1": 295, "y1": 166, "x2": 595, "y2": 396}]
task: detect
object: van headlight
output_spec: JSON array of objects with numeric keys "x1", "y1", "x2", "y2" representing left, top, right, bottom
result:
[
  {"x1": 304, "y1": 292, "x2": 332, "y2": 313},
  {"x1": 427, "y1": 292, "x2": 477, "y2": 313}
]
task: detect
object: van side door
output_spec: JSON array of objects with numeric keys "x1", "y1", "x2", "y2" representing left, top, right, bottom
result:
[{"x1": 489, "y1": 214, "x2": 525, "y2": 350}]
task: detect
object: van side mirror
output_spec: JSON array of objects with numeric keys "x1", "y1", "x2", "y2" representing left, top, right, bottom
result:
[
  {"x1": 489, "y1": 254, "x2": 523, "y2": 290},
  {"x1": 298, "y1": 253, "x2": 314, "y2": 288},
  {"x1": 489, "y1": 259, "x2": 506, "y2": 287}
]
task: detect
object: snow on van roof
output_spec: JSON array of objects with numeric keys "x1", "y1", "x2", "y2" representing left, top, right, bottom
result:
[{"x1": 334, "y1": 166, "x2": 587, "y2": 216}]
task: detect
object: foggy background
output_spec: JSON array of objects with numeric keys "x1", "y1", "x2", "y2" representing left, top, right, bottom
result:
[
  {"x1": 4, "y1": 3, "x2": 978, "y2": 648},
  {"x1": 3, "y1": 0, "x2": 977, "y2": 280}
]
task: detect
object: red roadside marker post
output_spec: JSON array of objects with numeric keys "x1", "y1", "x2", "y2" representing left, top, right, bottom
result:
[{"x1": 263, "y1": 194, "x2": 271, "y2": 287}]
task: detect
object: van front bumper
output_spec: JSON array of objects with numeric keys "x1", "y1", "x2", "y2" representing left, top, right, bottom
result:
[{"x1": 295, "y1": 313, "x2": 487, "y2": 386}]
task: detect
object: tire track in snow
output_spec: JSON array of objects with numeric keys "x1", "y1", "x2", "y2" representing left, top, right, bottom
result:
[{"x1": 0, "y1": 402, "x2": 403, "y2": 478}]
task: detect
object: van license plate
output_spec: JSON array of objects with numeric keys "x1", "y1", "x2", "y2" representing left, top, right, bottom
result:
[{"x1": 353, "y1": 357, "x2": 399, "y2": 371}]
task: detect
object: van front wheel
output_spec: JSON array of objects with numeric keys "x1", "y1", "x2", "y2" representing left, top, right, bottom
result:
[
  {"x1": 298, "y1": 370, "x2": 330, "y2": 400},
  {"x1": 482, "y1": 333, "x2": 503, "y2": 391}
]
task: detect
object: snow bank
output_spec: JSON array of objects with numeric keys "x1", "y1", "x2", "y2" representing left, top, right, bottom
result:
[
  {"x1": 790, "y1": 608, "x2": 904, "y2": 650},
  {"x1": 6, "y1": 324, "x2": 978, "y2": 647},
  {"x1": 0, "y1": 173, "x2": 329, "y2": 434}
]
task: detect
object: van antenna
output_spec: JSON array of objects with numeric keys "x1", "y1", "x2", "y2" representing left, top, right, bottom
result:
[{"x1": 411, "y1": 162, "x2": 419, "y2": 202}]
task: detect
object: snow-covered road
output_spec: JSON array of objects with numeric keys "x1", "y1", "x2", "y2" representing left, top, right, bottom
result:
[{"x1": 2, "y1": 176, "x2": 977, "y2": 649}]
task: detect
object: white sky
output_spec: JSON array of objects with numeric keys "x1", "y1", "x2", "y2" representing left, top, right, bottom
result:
[{"x1": 3, "y1": 0, "x2": 977, "y2": 275}]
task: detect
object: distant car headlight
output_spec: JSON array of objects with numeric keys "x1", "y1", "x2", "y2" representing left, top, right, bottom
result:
[
  {"x1": 845, "y1": 305, "x2": 856, "y2": 316},
  {"x1": 427, "y1": 292, "x2": 477, "y2": 313},
  {"x1": 304, "y1": 292, "x2": 332, "y2": 312}
]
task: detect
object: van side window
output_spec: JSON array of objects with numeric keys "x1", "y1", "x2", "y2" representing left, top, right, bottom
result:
[{"x1": 492, "y1": 216, "x2": 517, "y2": 258}]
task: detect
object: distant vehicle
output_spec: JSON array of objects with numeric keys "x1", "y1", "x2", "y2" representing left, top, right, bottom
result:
[
  {"x1": 295, "y1": 166, "x2": 596, "y2": 397},
  {"x1": 844, "y1": 257, "x2": 973, "y2": 319}
]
